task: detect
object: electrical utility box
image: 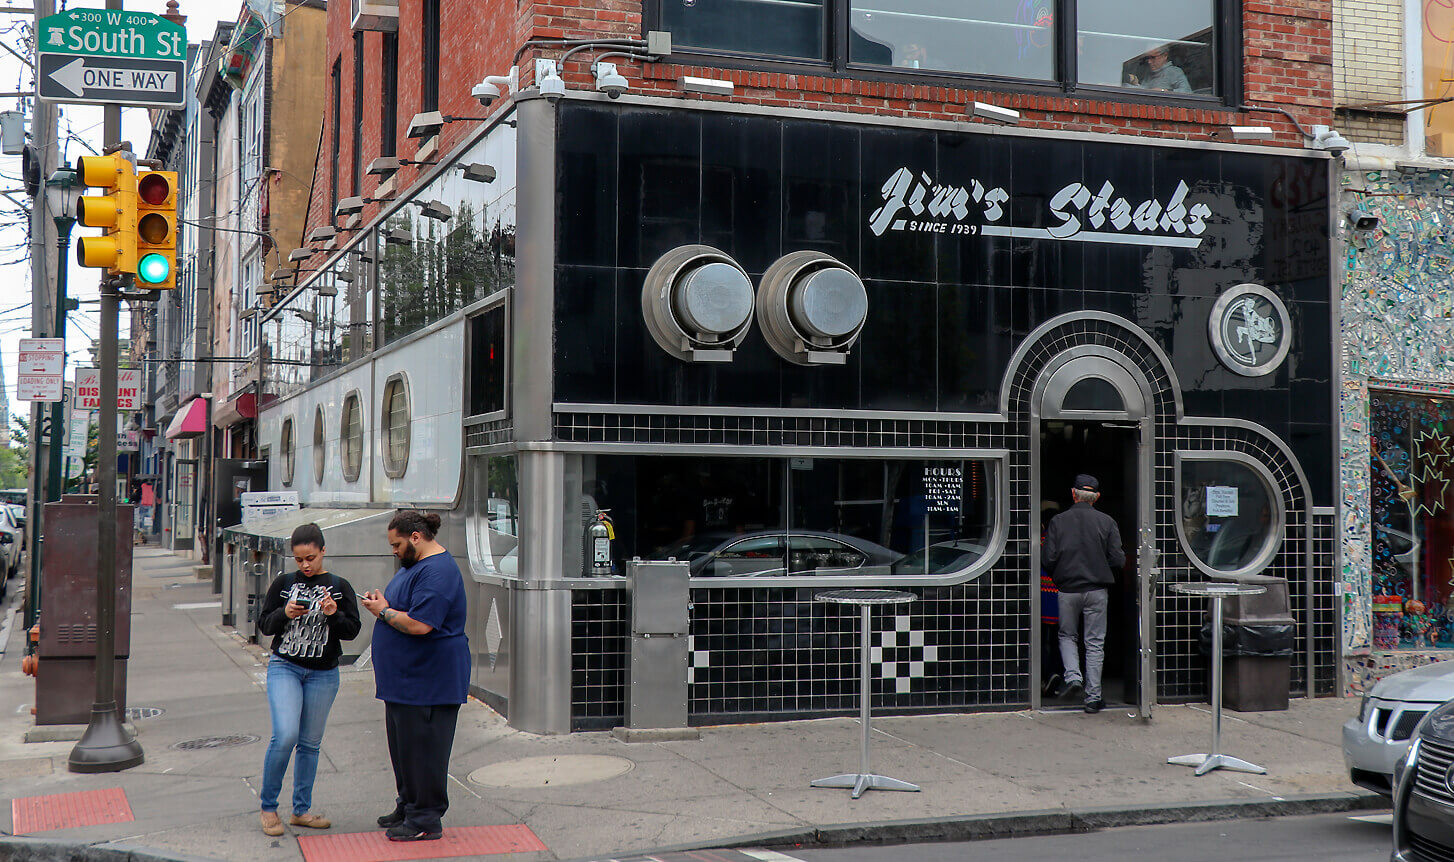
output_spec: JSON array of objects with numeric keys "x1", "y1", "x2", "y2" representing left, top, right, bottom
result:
[
  {"x1": 625, "y1": 559, "x2": 690, "y2": 729},
  {"x1": 35, "y1": 495, "x2": 134, "y2": 725}
]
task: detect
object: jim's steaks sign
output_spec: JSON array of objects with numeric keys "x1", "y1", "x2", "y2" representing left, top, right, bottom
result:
[{"x1": 869, "y1": 167, "x2": 1214, "y2": 249}]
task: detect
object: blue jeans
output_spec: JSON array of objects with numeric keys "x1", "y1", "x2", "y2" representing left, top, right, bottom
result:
[{"x1": 260, "y1": 656, "x2": 340, "y2": 814}]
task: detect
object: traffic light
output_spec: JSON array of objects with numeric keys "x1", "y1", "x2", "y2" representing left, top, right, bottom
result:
[
  {"x1": 134, "y1": 171, "x2": 177, "y2": 290},
  {"x1": 74, "y1": 152, "x2": 137, "y2": 276}
]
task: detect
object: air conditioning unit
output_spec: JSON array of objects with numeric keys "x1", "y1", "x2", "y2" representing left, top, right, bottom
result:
[{"x1": 351, "y1": 0, "x2": 398, "y2": 32}]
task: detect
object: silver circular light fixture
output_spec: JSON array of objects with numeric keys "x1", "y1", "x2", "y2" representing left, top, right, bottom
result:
[
  {"x1": 757, "y1": 251, "x2": 868, "y2": 365},
  {"x1": 642, "y1": 245, "x2": 755, "y2": 363}
]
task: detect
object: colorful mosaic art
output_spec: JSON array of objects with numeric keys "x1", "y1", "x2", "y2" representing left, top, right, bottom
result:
[{"x1": 1342, "y1": 168, "x2": 1454, "y2": 659}]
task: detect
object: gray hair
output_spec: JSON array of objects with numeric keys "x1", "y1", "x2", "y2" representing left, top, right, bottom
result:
[{"x1": 1072, "y1": 488, "x2": 1100, "y2": 504}]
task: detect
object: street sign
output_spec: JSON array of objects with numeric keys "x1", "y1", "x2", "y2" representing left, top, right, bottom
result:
[
  {"x1": 76, "y1": 367, "x2": 141, "y2": 411},
  {"x1": 36, "y1": 9, "x2": 186, "y2": 109},
  {"x1": 17, "y1": 338, "x2": 65, "y2": 402},
  {"x1": 39, "y1": 53, "x2": 185, "y2": 109}
]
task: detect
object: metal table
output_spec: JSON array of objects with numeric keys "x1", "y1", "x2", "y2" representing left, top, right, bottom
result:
[
  {"x1": 811, "y1": 589, "x2": 920, "y2": 799},
  {"x1": 1167, "y1": 581, "x2": 1268, "y2": 777}
]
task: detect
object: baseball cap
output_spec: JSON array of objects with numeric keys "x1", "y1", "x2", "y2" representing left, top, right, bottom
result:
[{"x1": 1074, "y1": 474, "x2": 1100, "y2": 492}]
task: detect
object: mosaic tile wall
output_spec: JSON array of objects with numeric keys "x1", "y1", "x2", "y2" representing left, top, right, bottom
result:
[{"x1": 1341, "y1": 167, "x2": 1454, "y2": 676}]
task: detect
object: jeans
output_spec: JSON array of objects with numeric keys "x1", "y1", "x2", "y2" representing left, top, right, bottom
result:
[
  {"x1": 260, "y1": 656, "x2": 340, "y2": 814},
  {"x1": 1058, "y1": 589, "x2": 1108, "y2": 701}
]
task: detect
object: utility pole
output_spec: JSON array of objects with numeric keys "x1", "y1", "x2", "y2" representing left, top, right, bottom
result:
[{"x1": 67, "y1": 0, "x2": 143, "y2": 774}]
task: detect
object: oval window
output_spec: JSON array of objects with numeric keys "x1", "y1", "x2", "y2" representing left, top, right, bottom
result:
[
  {"x1": 341, "y1": 392, "x2": 363, "y2": 483},
  {"x1": 313, "y1": 406, "x2": 326, "y2": 484},
  {"x1": 381, "y1": 374, "x2": 410, "y2": 477},
  {"x1": 1179, "y1": 458, "x2": 1282, "y2": 573},
  {"x1": 280, "y1": 417, "x2": 295, "y2": 487}
]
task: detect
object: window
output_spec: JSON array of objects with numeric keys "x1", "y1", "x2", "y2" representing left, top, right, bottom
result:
[
  {"x1": 421, "y1": 0, "x2": 440, "y2": 113},
  {"x1": 341, "y1": 391, "x2": 363, "y2": 482},
  {"x1": 280, "y1": 417, "x2": 295, "y2": 486},
  {"x1": 380, "y1": 34, "x2": 398, "y2": 158},
  {"x1": 580, "y1": 455, "x2": 1000, "y2": 580},
  {"x1": 312, "y1": 406, "x2": 326, "y2": 484},
  {"x1": 329, "y1": 58, "x2": 341, "y2": 217},
  {"x1": 466, "y1": 454, "x2": 520, "y2": 578},
  {"x1": 469, "y1": 305, "x2": 506, "y2": 417},
  {"x1": 381, "y1": 374, "x2": 411, "y2": 477},
  {"x1": 352, "y1": 33, "x2": 364, "y2": 195},
  {"x1": 1178, "y1": 457, "x2": 1281, "y2": 575},
  {"x1": 657, "y1": 0, "x2": 1229, "y2": 98}
]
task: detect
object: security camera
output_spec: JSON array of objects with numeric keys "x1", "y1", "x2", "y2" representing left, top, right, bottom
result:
[
  {"x1": 594, "y1": 62, "x2": 628, "y2": 99},
  {"x1": 1347, "y1": 207, "x2": 1380, "y2": 232},
  {"x1": 539, "y1": 72, "x2": 565, "y2": 103},
  {"x1": 1310, "y1": 125, "x2": 1351, "y2": 156},
  {"x1": 472, "y1": 80, "x2": 501, "y2": 107}
]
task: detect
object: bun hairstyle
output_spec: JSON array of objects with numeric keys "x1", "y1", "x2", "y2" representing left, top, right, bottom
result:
[
  {"x1": 290, "y1": 522, "x2": 325, "y2": 550},
  {"x1": 389, "y1": 509, "x2": 441, "y2": 541}
]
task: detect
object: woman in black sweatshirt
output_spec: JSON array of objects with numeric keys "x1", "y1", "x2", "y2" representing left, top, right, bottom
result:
[{"x1": 255, "y1": 523, "x2": 361, "y2": 836}]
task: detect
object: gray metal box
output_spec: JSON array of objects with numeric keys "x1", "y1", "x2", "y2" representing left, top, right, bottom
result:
[
  {"x1": 625, "y1": 559, "x2": 690, "y2": 729},
  {"x1": 630, "y1": 559, "x2": 690, "y2": 636}
]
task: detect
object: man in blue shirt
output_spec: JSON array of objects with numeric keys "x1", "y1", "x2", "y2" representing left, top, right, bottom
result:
[{"x1": 360, "y1": 510, "x2": 471, "y2": 842}]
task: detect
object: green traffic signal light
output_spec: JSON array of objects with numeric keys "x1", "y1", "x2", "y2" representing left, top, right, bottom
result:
[{"x1": 137, "y1": 252, "x2": 171, "y2": 284}]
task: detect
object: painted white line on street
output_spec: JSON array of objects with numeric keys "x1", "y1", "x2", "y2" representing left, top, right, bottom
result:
[
  {"x1": 171, "y1": 601, "x2": 221, "y2": 610},
  {"x1": 448, "y1": 771, "x2": 482, "y2": 800},
  {"x1": 1351, "y1": 813, "x2": 1393, "y2": 825},
  {"x1": 742, "y1": 850, "x2": 806, "y2": 861}
]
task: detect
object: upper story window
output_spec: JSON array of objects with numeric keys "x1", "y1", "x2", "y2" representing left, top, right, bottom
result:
[
  {"x1": 381, "y1": 34, "x2": 399, "y2": 159},
  {"x1": 421, "y1": 0, "x2": 440, "y2": 113},
  {"x1": 658, "y1": 0, "x2": 1228, "y2": 99}
]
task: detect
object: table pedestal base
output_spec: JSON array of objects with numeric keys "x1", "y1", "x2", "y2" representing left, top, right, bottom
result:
[
  {"x1": 811, "y1": 772, "x2": 921, "y2": 799},
  {"x1": 1167, "y1": 752, "x2": 1266, "y2": 776}
]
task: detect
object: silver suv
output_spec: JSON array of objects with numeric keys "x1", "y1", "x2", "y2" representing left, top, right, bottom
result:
[{"x1": 1391, "y1": 696, "x2": 1454, "y2": 860}]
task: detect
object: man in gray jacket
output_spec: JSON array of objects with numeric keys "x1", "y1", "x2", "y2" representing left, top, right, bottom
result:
[{"x1": 1043, "y1": 474, "x2": 1126, "y2": 713}]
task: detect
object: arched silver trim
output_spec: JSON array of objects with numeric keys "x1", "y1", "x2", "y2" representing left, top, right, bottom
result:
[
  {"x1": 1208, "y1": 283, "x2": 1291, "y2": 378},
  {"x1": 1034, "y1": 348, "x2": 1150, "y2": 421},
  {"x1": 1173, "y1": 450, "x2": 1287, "y2": 578},
  {"x1": 1001, "y1": 311, "x2": 1187, "y2": 419}
]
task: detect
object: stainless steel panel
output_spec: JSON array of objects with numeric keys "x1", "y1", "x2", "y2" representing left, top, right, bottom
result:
[
  {"x1": 626, "y1": 633, "x2": 689, "y2": 730},
  {"x1": 513, "y1": 96, "x2": 556, "y2": 442},
  {"x1": 630, "y1": 560, "x2": 690, "y2": 636},
  {"x1": 508, "y1": 585, "x2": 573, "y2": 734}
]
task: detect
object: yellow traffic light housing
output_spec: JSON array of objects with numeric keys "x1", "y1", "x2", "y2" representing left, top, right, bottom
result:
[
  {"x1": 134, "y1": 171, "x2": 177, "y2": 290},
  {"x1": 74, "y1": 153, "x2": 137, "y2": 276}
]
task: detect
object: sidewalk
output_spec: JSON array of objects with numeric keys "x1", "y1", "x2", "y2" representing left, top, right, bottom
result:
[{"x1": 0, "y1": 548, "x2": 1385, "y2": 862}]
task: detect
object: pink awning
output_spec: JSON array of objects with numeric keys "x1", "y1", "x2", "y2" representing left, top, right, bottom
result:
[{"x1": 164, "y1": 397, "x2": 209, "y2": 439}]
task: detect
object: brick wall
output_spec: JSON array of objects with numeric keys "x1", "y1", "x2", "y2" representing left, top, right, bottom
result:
[
  {"x1": 1333, "y1": 0, "x2": 1403, "y2": 107},
  {"x1": 299, "y1": 0, "x2": 1335, "y2": 257}
]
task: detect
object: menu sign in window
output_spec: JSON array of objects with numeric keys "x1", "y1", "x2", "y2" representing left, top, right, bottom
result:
[{"x1": 924, "y1": 465, "x2": 963, "y2": 514}]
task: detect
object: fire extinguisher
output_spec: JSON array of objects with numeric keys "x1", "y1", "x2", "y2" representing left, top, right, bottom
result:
[{"x1": 585, "y1": 510, "x2": 615, "y2": 577}]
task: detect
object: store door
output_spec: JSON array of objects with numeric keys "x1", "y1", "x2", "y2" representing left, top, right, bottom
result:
[{"x1": 1032, "y1": 354, "x2": 1155, "y2": 720}]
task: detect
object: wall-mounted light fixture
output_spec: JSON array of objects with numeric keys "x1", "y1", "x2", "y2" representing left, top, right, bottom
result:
[
  {"x1": 970, "y1": 101, "x2": 1020, "y2": 125},
  {"x1": 1228, "y1": 125, "x2": 1274, "y2": 141},
  {"x1": 415, "y1": 200, "x2": 454, "y2": 222},
  {"x1": 368, "y1": 157, "x2": 401, "y2": 178},
  {"x1": 306, "y1": 226, "x2": 338, "y2": 243},
  {"x1": 288, "y1": 248, "x2": 313, "y2": 263},
  {"x1": 680, "y1": 75, "x2": 733, "y2": 96},
  {"x1": 459, "y1": 163, "x2": 497, "y2": 183},
  {"x1": 407, "y1": 111, "x2": 444, "y2": 139}
]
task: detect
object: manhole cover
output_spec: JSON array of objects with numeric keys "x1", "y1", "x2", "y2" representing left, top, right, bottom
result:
[
  {"x1": 124, "y1": 707, "x2": 164, "y2": 720},
  {"x1": 171, "y1": 734, "x2": 259, "y2": 751},
  {"x1": 468, "y1": 755, "x2": 634, "y2": 788}
]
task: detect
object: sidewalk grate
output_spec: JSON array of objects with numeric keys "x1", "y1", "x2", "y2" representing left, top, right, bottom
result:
[
  {"x1": 171, "y1": 734, "x2": 259, "y2": 750},
  {"x1": 298, "y1": 824, "x2": 546, "y2": 862},
  {"x1": 11, "y1": 787, "x2": 134, "y2": 834}
]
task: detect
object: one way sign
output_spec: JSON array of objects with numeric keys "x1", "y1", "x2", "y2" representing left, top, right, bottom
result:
[{"x1": 38, "y1": 53, "x2": 184, "y2": 108}]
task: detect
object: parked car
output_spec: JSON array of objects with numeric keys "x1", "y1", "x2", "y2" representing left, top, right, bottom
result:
[
  {"x1": 1345, "y1": 661, "x2": 1454, "y2": 796},
  {"x1": 652, "y1": 530, "x2": 903, "y2": 578},
  {"x1": 1391, "y1": 694, "x2": 1454, "y2": 861},
  {"x1": 890, "y1": 540, "x2": 990, "y2": 576}
]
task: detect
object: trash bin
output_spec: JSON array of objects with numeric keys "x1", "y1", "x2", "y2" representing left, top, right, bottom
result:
[{"x1": 1198, "y1": 573, "x2": 1293, "y2": 712}]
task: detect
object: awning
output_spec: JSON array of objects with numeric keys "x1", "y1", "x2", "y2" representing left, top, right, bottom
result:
[
  {"x1": 164, "y1": 397, "x2": 209, "y2": 439},
  {"x1": 212, "y1": 392, "x2": 257, "y2": 429}
]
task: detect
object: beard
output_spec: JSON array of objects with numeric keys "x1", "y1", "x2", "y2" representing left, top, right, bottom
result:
[{"x1": 399, "y1": 543, "x2": 419, "y2": 567}]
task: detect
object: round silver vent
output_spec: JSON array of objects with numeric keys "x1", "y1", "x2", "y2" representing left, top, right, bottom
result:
[
  {"x1": 642, "y1": 245, "x2": 755, "y2": 363},
  {"x1": 756, "y1": 251, "x2": 867, "y2": 365}
]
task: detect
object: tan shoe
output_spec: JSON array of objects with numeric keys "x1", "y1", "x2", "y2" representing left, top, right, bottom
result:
[
  {"x1": 260, "y1": 811, "x2": 284, "y2": 836},
  {"x1": 290, "y1": 812, "x2": 331, "y2": 829}
]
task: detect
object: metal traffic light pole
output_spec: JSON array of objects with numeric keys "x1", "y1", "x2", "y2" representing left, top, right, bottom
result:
[{"x1": 69, "y1": 0, "x2": 143, "y2": 772}]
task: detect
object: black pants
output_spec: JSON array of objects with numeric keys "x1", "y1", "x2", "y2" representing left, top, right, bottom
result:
[{"x1": 384, "y1": 702, "x2": 460, "y2": 832}]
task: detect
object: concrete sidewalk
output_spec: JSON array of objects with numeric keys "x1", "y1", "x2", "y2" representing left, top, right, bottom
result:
[{"x1": 0, "y1": 548, "x2": 1385, "y2": 861}]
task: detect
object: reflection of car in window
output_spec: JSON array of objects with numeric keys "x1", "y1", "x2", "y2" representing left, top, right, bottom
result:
[
  {"x1": 891, "y1": 540, "x2": 989, "y2": 576},
  {"x1": 652, "y1": 530, "x2": 901, "y2": 577}
]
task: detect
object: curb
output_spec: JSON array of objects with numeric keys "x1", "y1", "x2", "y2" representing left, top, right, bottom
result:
[
  {"x1": 561, "y1": 791, "x2": 1391, "y2": 862},
  {"x1": 0, "y1": 837, "x2": 223, "y2": 862}
]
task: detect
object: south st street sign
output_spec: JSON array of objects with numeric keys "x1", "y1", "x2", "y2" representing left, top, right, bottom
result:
[{"x1": 35, "y1": 9, "x2": 185, "y2": 108}]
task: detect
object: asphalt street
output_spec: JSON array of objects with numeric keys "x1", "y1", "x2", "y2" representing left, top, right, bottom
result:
[{"x1": 773, "y1": 812, "x2": 1392, "y2": 862}]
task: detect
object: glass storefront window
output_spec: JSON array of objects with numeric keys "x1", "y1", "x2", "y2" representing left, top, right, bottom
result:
[
  {"x1": 1179, "y1": 458, "x2": 1279, "y2": 573},
  {"x1": 850, "y1": 0, "x2": 1054, "y2": 80},
  {"x1": 1370, "y1": 391, "x2": 1454, "y2": 648},
  {"x1": 467, "y1": 454, "x2": 519, "y2": 578},
  {"x1": 579, "y1": 455, "x2": 998, "y2": 579},
  {"x1": 1076, "y1": 0, "x2": 1216, "y2": 95},
  {"x1": 663, "y1": 0, "x2": 825, "y2": 61}
]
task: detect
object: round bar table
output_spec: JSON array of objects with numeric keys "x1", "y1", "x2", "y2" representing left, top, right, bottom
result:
[
  {"x1": 1167, "y1": 581, "x2": 1268, "y2": 777},
  {"x1": 811, "y1": 589, "x2": 921, "y2": 799}
]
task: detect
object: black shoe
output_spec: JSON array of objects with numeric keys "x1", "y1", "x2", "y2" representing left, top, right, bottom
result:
[
  {"x1": 1084, "y1": 698, "x2": 1104, "y2": 714},
  {"x1": 1043, "y1": 673, "x2": 1062, "y2": 696},
  {"x1": 376, "y1": 806, "x2": 405, "y2": 829},
  {"x1": 386, "y1": 824, "x2": 442, "y2": 842},
  {"x1": 1056, "y1": 680, "x2": 1083, "y2": 700}
]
